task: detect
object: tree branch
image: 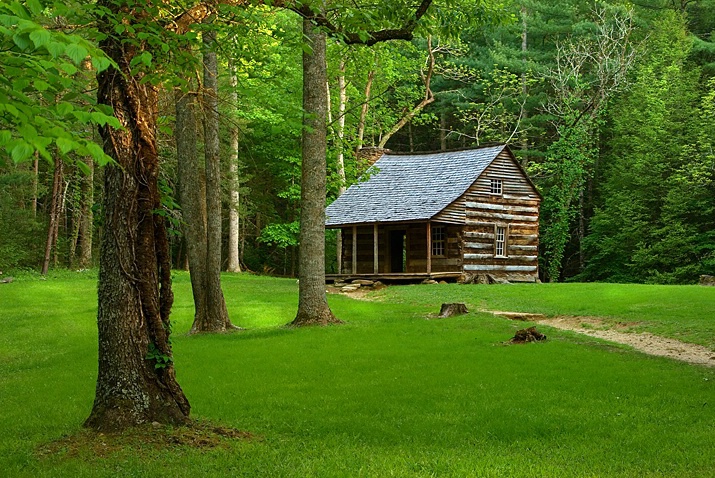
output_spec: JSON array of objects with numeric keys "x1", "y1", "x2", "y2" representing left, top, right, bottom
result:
[{"x1": 294, "y1": 0, "x2": 433, "y2": 46}]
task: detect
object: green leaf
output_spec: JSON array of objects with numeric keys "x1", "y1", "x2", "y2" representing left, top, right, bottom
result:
[
  {"x1": 91, "y1": 55, "x2": 111, "y2": 72},
  {"x1": 65, "y1": 43, "x2": 88, "y2": 64},
  {"x1": 56, "y1": 136, "x2": 74, "y2": 154},
  {"x1": 56, "y1": 102, "x2": 73, "y2": 116},
  {"x1": 12, "y1": 32, "x2": 31, "y2": 50},
  {"x1": 76, "y1": 160, "x2": 90, "y2": 175},
  {"x1": 91, "y1": 111, "x2": 109, "y2": 126},
  {"x1": 85, "y1": 142, "x2": 112, "y2": 165},
  {"x1": 25, "y1": 0, "x2": 43, "y2": 15},
  {"x1": 0, "y1": 130, "x2": 12, "y2": 146},
  {"x1": 33, "y1": 79, "x2": 50, "y2": 91},
  {"x1": 11, "y1": 142, "x2": 34, "y2": 163},
  {"x1": 140, "y1": 51, "x2": 152, "y2": 67},
  {"x1": 45, "y1": 41, "x2": 65, "y2": 58},
  {"x1": 59, "y1": 62, "x2": 78, "y2": 75},
  {"x1": 29, "y1": 27, "x2": 50, "y2": 48}
]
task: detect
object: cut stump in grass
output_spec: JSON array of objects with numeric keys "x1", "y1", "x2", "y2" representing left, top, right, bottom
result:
[
  {"x1": 510, "y1": 327, "x2": 547, "y2": 344},
  {"x1": 438, "y1": 303, "x2": 469, "y2": 317}
]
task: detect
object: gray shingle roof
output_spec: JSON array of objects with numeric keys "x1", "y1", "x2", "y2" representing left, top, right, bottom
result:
[{"x1": 325, "y1": 145, "x2": 506, "y2": 226}]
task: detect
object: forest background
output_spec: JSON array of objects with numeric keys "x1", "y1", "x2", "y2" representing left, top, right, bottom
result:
[{"x1": 1, "y1": 0, "x2": 715, "y2": 285}]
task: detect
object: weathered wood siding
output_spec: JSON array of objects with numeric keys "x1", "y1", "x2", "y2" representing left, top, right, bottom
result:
[
  {"x1": 341, "y1": 226, "x2": 386, "y2": 274},
  {"x1": 462, "y1": 150, "x2": 540, "y2": 282}
]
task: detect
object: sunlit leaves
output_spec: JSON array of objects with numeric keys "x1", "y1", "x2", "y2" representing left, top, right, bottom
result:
[{"x1": 0, "y1": 1, "x2": 116, "y2": 166}]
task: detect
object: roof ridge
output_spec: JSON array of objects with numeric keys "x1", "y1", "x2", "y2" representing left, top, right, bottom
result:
[{"x1": 382, "y1": 143, "x2": 506, "y2": 156}]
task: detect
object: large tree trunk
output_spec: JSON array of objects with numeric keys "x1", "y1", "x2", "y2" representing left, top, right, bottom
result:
[
  {"x1": 227, "y1": 58, "x2": 241, "y2": 273},
  {"x1": 85, "y1": 3, "x2": 190, "y2": 431},
  {"x1": 290, "y1": 17, "x2": 339, "y2": 326}
]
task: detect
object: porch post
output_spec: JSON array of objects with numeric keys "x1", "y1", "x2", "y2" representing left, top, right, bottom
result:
[
  {"x1": 426, "y1": 222, "x2": 432, "y2": 275},
  {"x1": 373, "y1": 223, "x2": 379, "y2": 274},
  {"x1": 352, "y1": 225, "x2": 357, "y2": 275}
]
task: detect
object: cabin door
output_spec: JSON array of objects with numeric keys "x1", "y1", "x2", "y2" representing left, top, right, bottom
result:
[{"x1": 389, "y1": 230, "x2": 406, "y2": 273}]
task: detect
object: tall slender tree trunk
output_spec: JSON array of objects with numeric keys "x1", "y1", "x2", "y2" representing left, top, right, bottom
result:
[
  {"x1": 32, "y1": 153, "x2": 39, "y2": 218},
  {"x1": 291, "y1": 17, "x2": 340, "y2": 326},
  {"x1": 335, "y1": 60, "x2": 347, "y2": 273},
  {"x1": 175, "y1": 35, "x2": 236, "y2": 333},
  {"x1": 85, "y1": 1, "x2": 190, "y2": 432},
  {"x1": 77, "y1": 159, "x2": 94, "y2": 269},
  {"x1": 176, "y1": 88, "x2": 210, "y2": 330},
  {"x1": 196, "y1": 28, "x2": 235, "y2": 332},
  {"x1": 41, "y1": 156, "x2": 63, "y2": 275},
  {"x1": 227, "y1": 59, "x2": 241, "y2": 273}
]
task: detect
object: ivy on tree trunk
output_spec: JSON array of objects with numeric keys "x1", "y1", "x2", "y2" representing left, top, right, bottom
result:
[{"x1": 85, "y1": 1, "x2": 190, "y2": 432}]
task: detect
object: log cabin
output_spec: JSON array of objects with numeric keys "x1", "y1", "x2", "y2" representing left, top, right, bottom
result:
[{"x1": 325, "y1": 144, "x2": 542, "y2": 282}]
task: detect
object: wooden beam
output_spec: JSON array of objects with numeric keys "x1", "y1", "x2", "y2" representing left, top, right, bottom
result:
[
  {"x1": 426, "y1": 222, "x2": 432, "y2": 274},
  {"x1": 352, "y1": 226, "x2": 357, "y2": 275},
  {"x1": 373, "y1": 224, "x2": 379, "y2": 274}
]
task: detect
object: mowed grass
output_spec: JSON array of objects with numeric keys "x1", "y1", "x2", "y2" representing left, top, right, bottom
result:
[
  {"x1": 0, "y1": 272, "x2": 713, "y2": 477},
  {"x1": 378, "y1": 282, "x2": 715, "y2": 349}
]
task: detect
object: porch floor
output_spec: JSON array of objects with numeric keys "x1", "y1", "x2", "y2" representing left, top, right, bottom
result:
[{"x1": 326, "y1": 272, "x2": 462, "y2": 283}]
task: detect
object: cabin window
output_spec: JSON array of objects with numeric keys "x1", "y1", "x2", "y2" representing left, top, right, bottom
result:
[
  {"x1": 495, "y1": 225, "x2": 507, "y2": 257},
  {"x1": 490, "y1": 178, "x2": 503, "y2": 195},
  {"x1": 432, "y1": 226, "x2": 446, "y2": 257}
]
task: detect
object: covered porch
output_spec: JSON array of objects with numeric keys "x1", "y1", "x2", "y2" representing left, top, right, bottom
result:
[{"x1": 332, "y1": 222, "x2": 463, "y2": 278}]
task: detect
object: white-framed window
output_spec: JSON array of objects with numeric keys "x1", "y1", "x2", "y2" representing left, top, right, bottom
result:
[
  {"x1": 495, "y1": 225, "x2": 507, "y2": 257},
  {"x1": 490, "y1": 178, "x2": 503, "y2": 195},
  {"x1": 432, "y1": 226, "x2": 446, "y2": 257}
]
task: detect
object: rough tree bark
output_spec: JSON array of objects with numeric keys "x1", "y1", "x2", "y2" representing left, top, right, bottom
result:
[
  {"x1": 290, "y1": 17, "x2": 340, "y2": 326},
  {"x1": 175, "y1": 87, "x2": 211, "y2": 332},
  {"x1": 85, "y1": 1, "x2": 190, "y2": 431}
]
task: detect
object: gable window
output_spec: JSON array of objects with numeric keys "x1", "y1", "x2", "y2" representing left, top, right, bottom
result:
[
  {"x1": 432, "y1": 226, "x2": 446, "y2": 257},
  {"x1": 490, "y1": 178, "x2": 503, "y2": 195},
  {"x1": 495, "y1": 225, "x2": 507, "y2": 257}
]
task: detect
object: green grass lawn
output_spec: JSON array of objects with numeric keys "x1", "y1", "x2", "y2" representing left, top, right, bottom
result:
[{"x1": 1, "y1": 272, "x2": 714, "y2": 477}]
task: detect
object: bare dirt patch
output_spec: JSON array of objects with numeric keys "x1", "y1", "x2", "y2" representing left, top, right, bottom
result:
[
  {"x1": 486, "y1": 310, "x2": 715, "y2": 366},
  {"x1": 37, "y1": 421, "x2": 255, "y2": 460},
  {"x1": 326, "y1": 285, "x2": 380, "y2": 300}
]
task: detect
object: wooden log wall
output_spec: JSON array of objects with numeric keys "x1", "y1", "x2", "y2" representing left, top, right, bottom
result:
[
  {"x1": 406, "y1": 224, "x2": 462, "y2": 273},
  {"x1": 462, "y1": 150, "x2": 540, "y2": 282},
  {"x1": 341, "y1": 225, "x2": 387, "y2": 274}
]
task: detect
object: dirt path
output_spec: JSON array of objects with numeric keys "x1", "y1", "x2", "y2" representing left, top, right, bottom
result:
[{"x1": 491, "y1": 312, "x2": 715, "y2": 367}]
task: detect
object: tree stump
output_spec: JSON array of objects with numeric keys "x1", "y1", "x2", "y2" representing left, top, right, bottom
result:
[
  {"x1": 438, "y1": 303, "x2": 468, "y2": 317},
  {"x1": 699, "y1": 275, "x2": 715, "y2": 286},
  {"x1": 510, "y1": 327, "x2": 547, "y2": 344}
]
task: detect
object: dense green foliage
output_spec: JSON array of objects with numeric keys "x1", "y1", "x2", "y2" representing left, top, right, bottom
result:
[
  {"x1": 1, "y1": 275, "x2": 714, "y2": 476},
  {"x1": 1, "y1": 0, "x2": 714, "y2": 283}
]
